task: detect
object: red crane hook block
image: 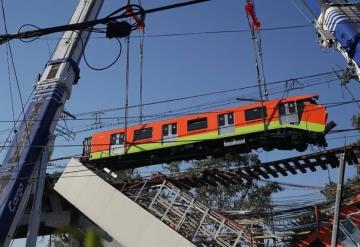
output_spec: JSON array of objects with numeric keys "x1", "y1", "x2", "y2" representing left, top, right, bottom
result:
[
  {"x1": 126, "y1": 3, "x2": 145, "y2": 30},
  {"x1": 245, "y1": 1, "x2": 260, "y2": 31}
]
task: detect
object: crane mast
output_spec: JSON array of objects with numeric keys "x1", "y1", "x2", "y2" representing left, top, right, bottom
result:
[{"x1": 0, "y1": 0, "x2": 103, "y2": 245}]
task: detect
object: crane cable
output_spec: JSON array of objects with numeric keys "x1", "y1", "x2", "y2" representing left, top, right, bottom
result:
[
  {"x1": 123, "y1": 0, "x2": 146, "y2": 150},
  {"x1": 124, "y1": 0, "x2": 132, "y2": 153},
  {"x1": 138, "y1": 0, "x2": 145, "y2": 124},
  {"x1": 245, "y1": 0, "x2": 268, "y2": 100},
  {"x1": 125, "y1": 0, "x2": 146, "y2": 124},
  {"x1": 245, "y1": 0, "x2": 270, "y2": 149}
]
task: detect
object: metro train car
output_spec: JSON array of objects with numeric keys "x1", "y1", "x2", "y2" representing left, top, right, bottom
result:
[{"x1": 82, "y1": 94, "x2": 329, "y2": 170}]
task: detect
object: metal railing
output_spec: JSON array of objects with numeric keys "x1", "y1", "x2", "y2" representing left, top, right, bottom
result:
[{"x1": 124, "y1": 180, "x2": 256, "y2": 247}]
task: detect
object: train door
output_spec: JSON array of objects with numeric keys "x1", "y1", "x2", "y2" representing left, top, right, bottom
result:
[
  {"x1": 218, "y1": 112, "x2": 235, "y2": 135},
  {"x1": 109, "y1": 132, "x2": 125, "y2": 155},
  {"x1": 162, "y1": 123, "x2": 177, "y2": 143},
  {"x1": 278, "y1": 101, "x2": 299, "y2": 125},
  {"x1": 83, "y1": 137, "x2": 92, "y2": 157}
]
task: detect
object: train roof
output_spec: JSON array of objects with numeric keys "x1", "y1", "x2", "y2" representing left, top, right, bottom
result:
[
  {"x1": 276, "y1": 94, "x2": 319, "y2": 102},
  {"x1": 91, "y1": 94, "x2": 321, "y2": 137}
]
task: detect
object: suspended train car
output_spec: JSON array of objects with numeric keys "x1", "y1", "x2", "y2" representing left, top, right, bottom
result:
[{"x1": 82, "y1": 95, "x2": 328, "y2": 170}]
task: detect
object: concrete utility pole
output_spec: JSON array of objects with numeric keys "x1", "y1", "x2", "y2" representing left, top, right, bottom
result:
[{"x1": 331, "y1": 153, "x2": 346, "y2": 247}]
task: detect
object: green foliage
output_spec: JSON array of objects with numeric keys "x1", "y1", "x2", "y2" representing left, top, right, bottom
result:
[
  {"x1": 83, "y1": 228, "x2": 102, "y2": 247},
  {"x1": 322, "y1": 175, "x2": 360, "y2": 202},
  {"x1": 51, "y1": 225, "x2": 103, "y2": 247},
  {"x1": 321, "y1": 181, "x2": 337, "y2": 201},
  {"x1": 113, "y1": 168, "x2": 139, "y2": 183},
  {"x1": 321, "y1": 114, "x2": 360, "y2": 201},
  {"x1": 164, "y1": 161, "x2": 181, "y2": 173}
]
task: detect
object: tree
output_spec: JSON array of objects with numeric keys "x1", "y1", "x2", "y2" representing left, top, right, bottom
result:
[
  {"x1": 321, "y1": 114, "x2": 360, "y2": 201},
  {"x1": 46, "y1": 226, "x2": 103, "y2": 247},
  {"x1": 165, "y1": 153, "x2": 283, "y2": 212}
]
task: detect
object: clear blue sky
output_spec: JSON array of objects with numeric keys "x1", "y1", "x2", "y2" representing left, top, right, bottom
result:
[{"x1": 0, "y1": 0, "x2": 359, "y2": 244}]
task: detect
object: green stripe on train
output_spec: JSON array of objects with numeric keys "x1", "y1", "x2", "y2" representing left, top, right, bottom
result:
[{"x1": 89, "y1": 121, "x2": 325, "y2": 160}]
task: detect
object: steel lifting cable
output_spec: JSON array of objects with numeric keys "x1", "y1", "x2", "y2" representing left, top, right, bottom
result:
[
  {"x1": 138, "y1": 0, "x2": 145, "y2": 124},
  {"x1": 124, "y1": 0, "x2": 132, "y2": 153},
  {"x1": 123, "y1": 0, "x2": 146, "y2": 149},
  {"x1": 245, "y1": 0, "x2": 267, "y2": 100},
  {"x1": 125, "y1": 0, "x2": 145, "y2": 124},
  {"x1": 245, "y1": 0, "x2": 270, "y2": 148}
]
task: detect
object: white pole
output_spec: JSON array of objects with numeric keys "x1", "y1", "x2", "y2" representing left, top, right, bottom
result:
[
  {"x1": 25, "y1": 149, "x2": 48, "y2": 247},
  {"x1": 331, "y1": 153, "x2": 346, "y2": 247}
]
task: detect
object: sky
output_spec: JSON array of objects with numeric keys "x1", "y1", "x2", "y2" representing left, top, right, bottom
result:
[{"x1": 0, "y1": 0, "x2": 360, "y2": 245}]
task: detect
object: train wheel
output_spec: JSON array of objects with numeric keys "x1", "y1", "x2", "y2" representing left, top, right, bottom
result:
[
  {"x1": 296, "y1": 144, "x2": 307, "y2": 152},
  {"x1": 263, "y1": 145, "x2": 273, "y2": 151}
]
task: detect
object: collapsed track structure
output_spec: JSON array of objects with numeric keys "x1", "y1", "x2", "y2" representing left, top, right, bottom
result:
[
  {"x1": 1, "y1": 0, "x2": 360, "y2": 246},
  {"x1": 52, "y1": 144, "x2": 360, "y2": 246},
  {"x1": 108, "y1": 144, "x2": 360, "y2": 191}
]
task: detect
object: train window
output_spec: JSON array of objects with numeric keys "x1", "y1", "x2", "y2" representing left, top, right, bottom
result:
[
  {"x1": 218, "y1": 113, "x2": 234, "y2": 127},
  {"x1": 279, "y1": 104, "x2": 286, "y2": 116},
  {"x1": 171, "y1": 124, "x2": 177, "y2": 135},
  {"x1": 297, "y1": 101, "x2": 305, "y2": 117},
  {"x1": 218, "y1": 115, "x2": 225, "y2": 126},
  {"x1": 288, "y1": 102, "x2": 296, "y2": 114},
  {"x1": 134, "y1": 127, "x2": 153, "y2": 141},
  {"x1": 245, "y1": 107, "x2": 267, "y2": 121},
  {"x1": 163, "y1": 125, "x2": 169, "y2": 135},
  {"x1": 83, "y1": 137, "x2": 92, "y2": 156},
  {"x1": 110, "y1": 133, "x2": 124, "y2": 145},
  {"x1": 163, "y1": 124, "x2": 169, "y2": 136},
  {"x1": 187, "y1": 118, "x2": 208, "y2": 131},
  {"x1": 228, "y1": 113, "x2": 234, "y2": 125},
  {"x1": 163, "y1": 123, "x2": 177, "y2": 136}
]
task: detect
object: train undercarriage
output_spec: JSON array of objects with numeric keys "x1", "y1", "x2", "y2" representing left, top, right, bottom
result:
[{"x1": 84, "y1": 129, "x2": 327, "y2": 171}]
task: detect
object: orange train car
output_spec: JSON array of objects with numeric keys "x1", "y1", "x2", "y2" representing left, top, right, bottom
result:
[{"x1": 82, "y1": 94, "x2": 329, "y2": 170}]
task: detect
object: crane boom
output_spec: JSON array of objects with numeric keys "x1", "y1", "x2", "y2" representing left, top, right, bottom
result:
[
  {"x1": 307, "y1": 0, "x2": 360, "y2": 81},
  {"x1": 0, "y1": 0, "x2": 103, "y2": 245}
]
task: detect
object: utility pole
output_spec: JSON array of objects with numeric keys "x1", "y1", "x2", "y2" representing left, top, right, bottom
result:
[
  {"x1": 331, "y1": 153, "x2": 346, "y2": 247},
  {"x1": 25, "y1": 148, "x2": 48, "y2": 247}
]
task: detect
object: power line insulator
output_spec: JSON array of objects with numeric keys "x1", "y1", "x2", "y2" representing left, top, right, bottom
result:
[{"x1": 106, "y1": 21, "x2": 132, "y2": 38}]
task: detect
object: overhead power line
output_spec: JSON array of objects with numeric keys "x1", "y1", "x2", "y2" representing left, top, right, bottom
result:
[
  {"x1": 0, "y1": 98, "x2": 358, "y2": 125},
  {"x1": 72, "y1": 70, "x2": 338, "y2": 117},
  {"x1": 0, "y1": 0, "x2": 211, "y2": 45},
  {"x1": 27, "y1": 24, "x2": 314, "y2": 42}
]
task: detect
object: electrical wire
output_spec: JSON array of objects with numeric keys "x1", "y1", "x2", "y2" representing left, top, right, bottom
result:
[
  {"x1": 17, "y1": 24, "x2": 43, "y2": 43},
  {"x1": 77, "y1": 29, "x2": 123, "y2": 71},
  {"x1": 72, "y1": 70, "x2": 339, "y2": 117},
  {"x1": 0, "y1": 97, "x2": 359, "y2": 125},
  {"x1": 24, "y1": 24, "x2": 315, "y2": 42},
  {"x1": 138, "y1": 17, "x2": 145, "y2": 124},
  {"x1": 291, "y1": 0, "x2": 316, "y2": 23},
  {"x1": 0, "y1": 0, "x2": 210, "y2": 45}
]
